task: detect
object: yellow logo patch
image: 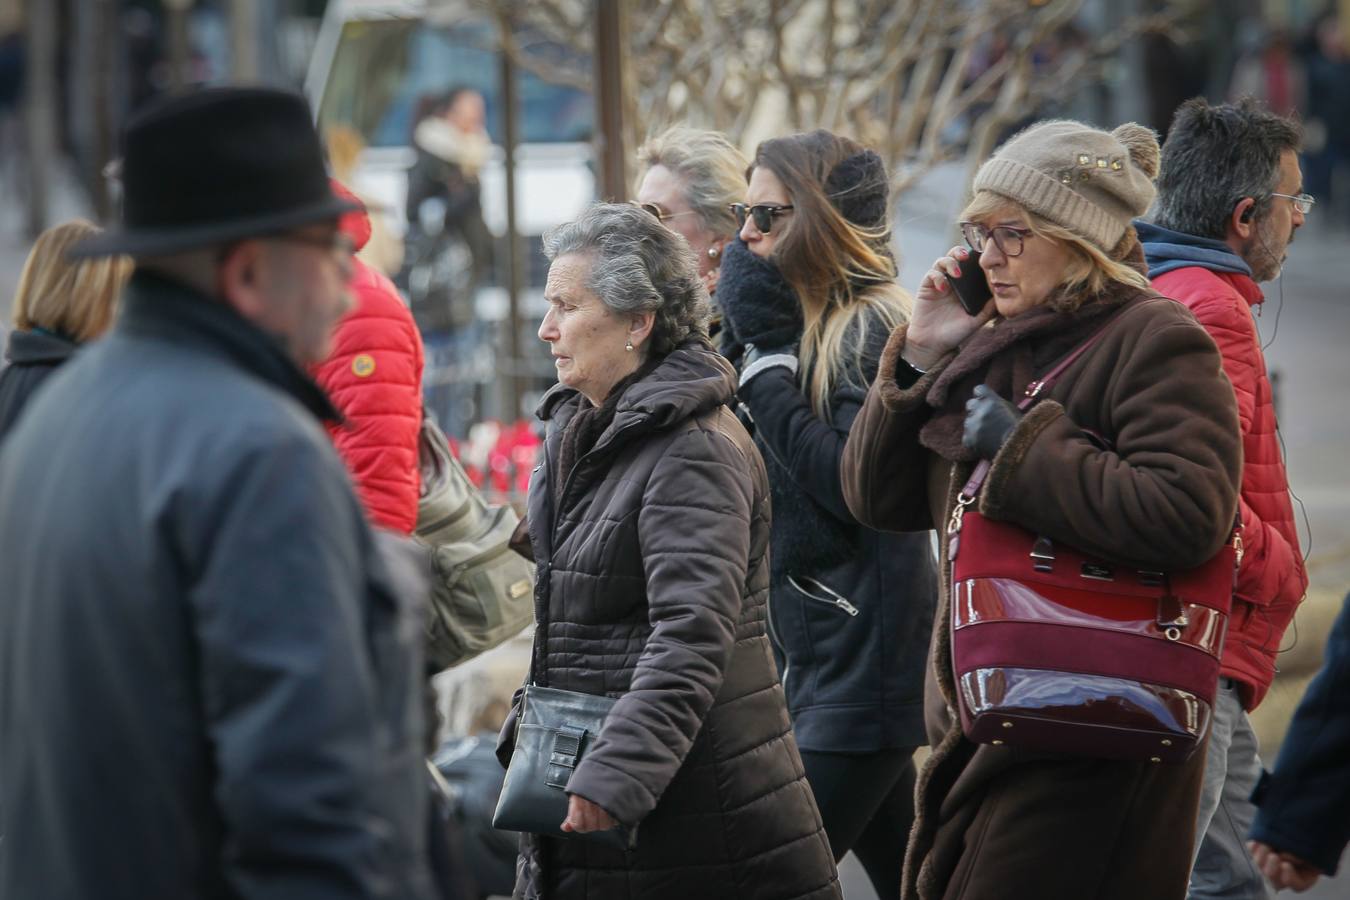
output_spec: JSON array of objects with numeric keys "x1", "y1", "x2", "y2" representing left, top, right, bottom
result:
[{"x1": 351, "y1": 354, "x2": 376, "y2": 377}]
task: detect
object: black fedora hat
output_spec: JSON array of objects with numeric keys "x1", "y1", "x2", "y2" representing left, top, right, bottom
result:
[{"x1": 72, "y1": 86, "x2": 360, "y2": 258}]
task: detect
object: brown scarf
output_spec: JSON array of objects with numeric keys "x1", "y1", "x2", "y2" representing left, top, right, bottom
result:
[{"x1": 918, "y1": 245, "x2": 1152, "y2": 463}]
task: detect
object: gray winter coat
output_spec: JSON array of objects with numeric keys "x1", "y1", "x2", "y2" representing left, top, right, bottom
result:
[
  {"x1": 0, "y1": 272, "x2": 435, "y2": 900},
  {"x1": 503, "y1": 342, "x2": 841, "y2": 900}
]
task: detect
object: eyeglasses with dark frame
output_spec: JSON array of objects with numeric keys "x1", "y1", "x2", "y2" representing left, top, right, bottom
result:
[
  {"x1": 636, "y1": 201, "x2": 700, "y2": 223},
  {"x1": 268, "y1": 230, "x2": 357, "y2": 280},
  {"x1": 1267, "y1": 192, "x2": 1315, "y2": 215},
  {"x1": 729, "y1": 202, "x2": 795, "y2": 234},
  {"x1": 960, "y1": 221, "x2": 1036, "y2": 258}
]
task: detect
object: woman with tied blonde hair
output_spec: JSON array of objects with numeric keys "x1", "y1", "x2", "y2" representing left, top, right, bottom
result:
[
  {"x1": 635, "y1": 125, "x2": 748, "y2": 301},
  {"x1": 715, "y1": 128, "x2": 938, "y2": 899},
  {"x1": 0, "y1": 219, "x2": 132, "y2": 439}
]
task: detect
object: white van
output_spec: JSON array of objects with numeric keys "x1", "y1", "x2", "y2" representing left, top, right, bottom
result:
[{"x1": 305, "y1": 0, "x2": 595, "y2": 315}]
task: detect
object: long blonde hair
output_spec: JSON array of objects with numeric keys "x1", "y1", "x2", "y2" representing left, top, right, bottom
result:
[
  {"x1": 959, "y1": 191, "x2": 1149, "y2": 310},
  {"x1": 12, "y1": 220, "x2": 133, "y2": 342},
  {"x1": 752, "y1": 130, "x2": 910, "y2": 416}
]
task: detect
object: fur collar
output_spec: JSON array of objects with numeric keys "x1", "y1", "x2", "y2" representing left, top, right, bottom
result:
[{"x1": 414, "y1": 118, "x2": 491, "y2": 177}]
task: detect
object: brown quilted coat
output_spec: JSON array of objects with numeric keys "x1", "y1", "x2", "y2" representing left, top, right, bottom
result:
[{"x1": 507, "y1": 342, "x2": 841, "y2": 900}]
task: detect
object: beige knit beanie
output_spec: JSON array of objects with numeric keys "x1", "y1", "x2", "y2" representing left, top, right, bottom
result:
[{"x1": 972, "y1": 119, "x2": 1160, "y2": 255}]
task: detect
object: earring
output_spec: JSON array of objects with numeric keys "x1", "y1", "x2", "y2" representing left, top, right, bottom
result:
[
  {"x1": 708, "y1": 246, "x2": 720, "y2": 259},
  {"x1": 625, "y1": 339, "x2": 634, "y2": 352}
]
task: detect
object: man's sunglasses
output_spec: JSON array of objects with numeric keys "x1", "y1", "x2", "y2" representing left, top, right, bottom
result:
[{"x1": 730, "y1": 203, "x2": 795, "y2": 234}]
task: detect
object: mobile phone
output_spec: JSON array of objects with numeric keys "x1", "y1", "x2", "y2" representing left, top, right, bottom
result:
[{"x1": 943, "y1": 250, "x2": 992, "y2": 316}]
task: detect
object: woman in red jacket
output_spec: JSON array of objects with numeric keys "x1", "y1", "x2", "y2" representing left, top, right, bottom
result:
[{"x1": 312, "y1": 181, "x2": 426, "y2": 533}]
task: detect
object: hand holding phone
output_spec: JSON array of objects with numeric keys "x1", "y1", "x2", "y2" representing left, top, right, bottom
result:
[{"x1": 942, "y1": 249, "x2": 992, "y2": 316}]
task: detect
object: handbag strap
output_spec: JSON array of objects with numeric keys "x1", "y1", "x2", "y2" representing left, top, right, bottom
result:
[{"x1": 958, "y1": 296, "x2": 1165, "y2": 501}]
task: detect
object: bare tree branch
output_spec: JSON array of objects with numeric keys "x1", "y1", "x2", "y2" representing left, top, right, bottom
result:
[{"x1": 475, "y1": 0, "x2": 1199, "y2": 196}]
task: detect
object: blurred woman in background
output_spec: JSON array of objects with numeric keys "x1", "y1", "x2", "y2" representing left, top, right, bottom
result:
[
  {"x1": 0, "y1": 219, "x2": 132, "y2": 440},
  {"x1": 716, "y1": 129, "x2": 938, "y2": 899}
]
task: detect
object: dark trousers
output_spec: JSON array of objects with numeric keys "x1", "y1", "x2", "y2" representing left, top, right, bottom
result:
[{"x1": 801, "y1": 747, "x2": 918, "y2": 899}]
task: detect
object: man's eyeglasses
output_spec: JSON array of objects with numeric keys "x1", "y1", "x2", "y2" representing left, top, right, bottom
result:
[
  {"x1": 636, "y1": 201, "x2": 700, "y2": 223},
  {"x1": 270, "y1": 231, "x2": 357, "y2": 279},
  {"x1": 1268, "y1": 192, "x2": 1315, "y2": 215},
  {"x1": 960, "y1": 222, "x2": 1036, "y2": 258},
  {"x1": 730, "y1": 203, "x2": 795, "y2": 234}
]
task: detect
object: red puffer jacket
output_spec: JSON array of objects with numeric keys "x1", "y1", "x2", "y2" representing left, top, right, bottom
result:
[
  {"x1": 312, "y1": 184, "x2": 425, "y2": 534},
  {"x1": 1155, "y1": 266, "x2": 1308, "y2": 709}
]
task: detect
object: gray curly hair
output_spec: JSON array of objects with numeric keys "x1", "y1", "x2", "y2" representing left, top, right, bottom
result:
[{"x1": 541, "y1": 202, "x2": 711, "y2": 358}]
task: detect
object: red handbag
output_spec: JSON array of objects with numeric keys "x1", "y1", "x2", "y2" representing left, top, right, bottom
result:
[{"x1": 948, "y1": 307, "x2": 1240, "y2": 763}]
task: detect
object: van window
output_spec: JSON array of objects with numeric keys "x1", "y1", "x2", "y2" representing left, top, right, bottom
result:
[{"x1": 318, "y1": 18, "x2": 593, "y2": 148}]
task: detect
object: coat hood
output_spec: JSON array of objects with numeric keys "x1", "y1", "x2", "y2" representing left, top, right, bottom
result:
[
  {"x1": 331, "y1": 179, "x2": 371, "y2": 251},
  {"x1": 1136, "y1": 219, "x2": 1252, "y2": 280}
]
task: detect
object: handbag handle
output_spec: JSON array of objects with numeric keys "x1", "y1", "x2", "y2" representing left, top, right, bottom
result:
[{"x1": 954, "y1": 297, "x2": 1164, "y2": 508}]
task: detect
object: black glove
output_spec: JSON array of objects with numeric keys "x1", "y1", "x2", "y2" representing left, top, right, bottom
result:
[
  {"x1": 716, "y1": 239, "x2": 803, "y2": 353},
  {"x1": 717, "y1": 299, "x2": 746, "y2": 367},
  {"x1": 963, "y1": 384, "x2": 1023, "y2": 460}
]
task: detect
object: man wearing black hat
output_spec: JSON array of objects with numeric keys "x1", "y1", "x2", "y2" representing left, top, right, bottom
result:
[{"x1": 0, "y1": 87, "x2": 436, "y2": 899}]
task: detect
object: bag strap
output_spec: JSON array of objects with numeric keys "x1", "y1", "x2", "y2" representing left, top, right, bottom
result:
[{"x1": 958, "y1": 296, "x2": 1165, "y2": 501}]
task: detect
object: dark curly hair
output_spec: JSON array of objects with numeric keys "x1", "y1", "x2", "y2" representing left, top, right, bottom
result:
[{"x1": 541, "y1": 202, "x2": 711, "y2": 358}]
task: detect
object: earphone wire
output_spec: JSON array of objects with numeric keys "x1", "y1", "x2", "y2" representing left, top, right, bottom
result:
[{"x1": 1250, "y1": 226, "x2": 1313, "y2": 656}]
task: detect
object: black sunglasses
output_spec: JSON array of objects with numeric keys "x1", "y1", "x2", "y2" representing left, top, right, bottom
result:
[{"x1": 730, "y1": 202, "x2": 794, "y2": 234}]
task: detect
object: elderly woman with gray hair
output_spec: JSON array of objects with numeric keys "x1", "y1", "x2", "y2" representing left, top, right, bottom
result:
[{"x1": 499, "y1": 202, "x2": 841, "y2": 900}]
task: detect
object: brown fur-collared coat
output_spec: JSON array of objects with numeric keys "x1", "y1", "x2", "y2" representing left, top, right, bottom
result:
[{"x1": 840, "y1": 283, "x2": 1242, "y2": 900}]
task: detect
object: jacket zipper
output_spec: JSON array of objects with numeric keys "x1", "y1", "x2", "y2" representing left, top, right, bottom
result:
[{"x1": 788, "y1": 574, "x2": 860, "y2": 616}]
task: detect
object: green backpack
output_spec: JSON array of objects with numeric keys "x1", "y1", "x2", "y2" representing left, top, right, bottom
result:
[{"x1": 415, "y1": 416, "x2": 535, "y2": 671}]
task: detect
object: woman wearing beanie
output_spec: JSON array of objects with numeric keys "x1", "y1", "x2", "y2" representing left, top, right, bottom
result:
[
  {"x1": 718, "y1": 129, "x2": 938, "y2": 899},
  {"x1": 840, "y1": 120, "x2": 1243, "y2": 900}
]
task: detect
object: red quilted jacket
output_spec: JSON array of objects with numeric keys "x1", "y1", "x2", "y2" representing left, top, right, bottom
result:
[
  {"x1": 1155, "y1": 266, "x2": 1308, "y2": 709},
  {"x1": 312, "y1": 184, "x2": 425, "y2": 534}
]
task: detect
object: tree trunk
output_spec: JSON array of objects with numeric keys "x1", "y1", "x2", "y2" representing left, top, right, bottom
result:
[
  {"x1": 594, "y1": 0, "x2": 630, "y2": 202},
  {"x1": 23, "y1": 0, "x2": 56, "y2": 238},
  {"x1": 230, "y1": 0, "x2": 260, "y2": 83}
]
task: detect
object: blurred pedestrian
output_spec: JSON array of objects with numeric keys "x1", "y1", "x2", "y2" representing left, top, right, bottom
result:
[
  {"x1": 635, "y1": 126, "x2": 748, "y2": 307},
  {"x1": 500, "y1": 202, "x2": 840, "y2": 900},
  {"x1": 0, "y1": 219, "x2": 131, "y2": 441},
  {"x1": 312, "y1": 180, "x2": 425, "y2": 535},
  {"x1": 1302, "y1": 11, "x2": 1350, "y2": 224},
  {"x1": 0, "y1": 87, "x2": 436, "y2": 900},
  {"x1": 403, "y1": 85, "x2": 493, "y2": 438},
  {"x1": 403, "y1": 85, "x2": 492, "y2": 334},
  {"x1": 841, "y1": 119, "x2": 1242, "y2": 900},
  {"x1": 716, "y1": 128, "x2": 937, "y2": 898},
  {"x1": 1228, "y1": 25, "x2": 1305, "y2": 118},
  {"x1": 1247, "y1": 589, "x2": 1350, "y2": 893},
  {"x1": 1138, "y1": 97, "x2": 1310, "y2": 900}
]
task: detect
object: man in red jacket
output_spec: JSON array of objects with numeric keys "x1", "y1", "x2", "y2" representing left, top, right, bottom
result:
[
  {"x1": 1138, "y1": 98, "x2": 1310, "y2": 900},
  {"x1": 313, "y1": 181, "x2": 426, "y2": 533}
]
